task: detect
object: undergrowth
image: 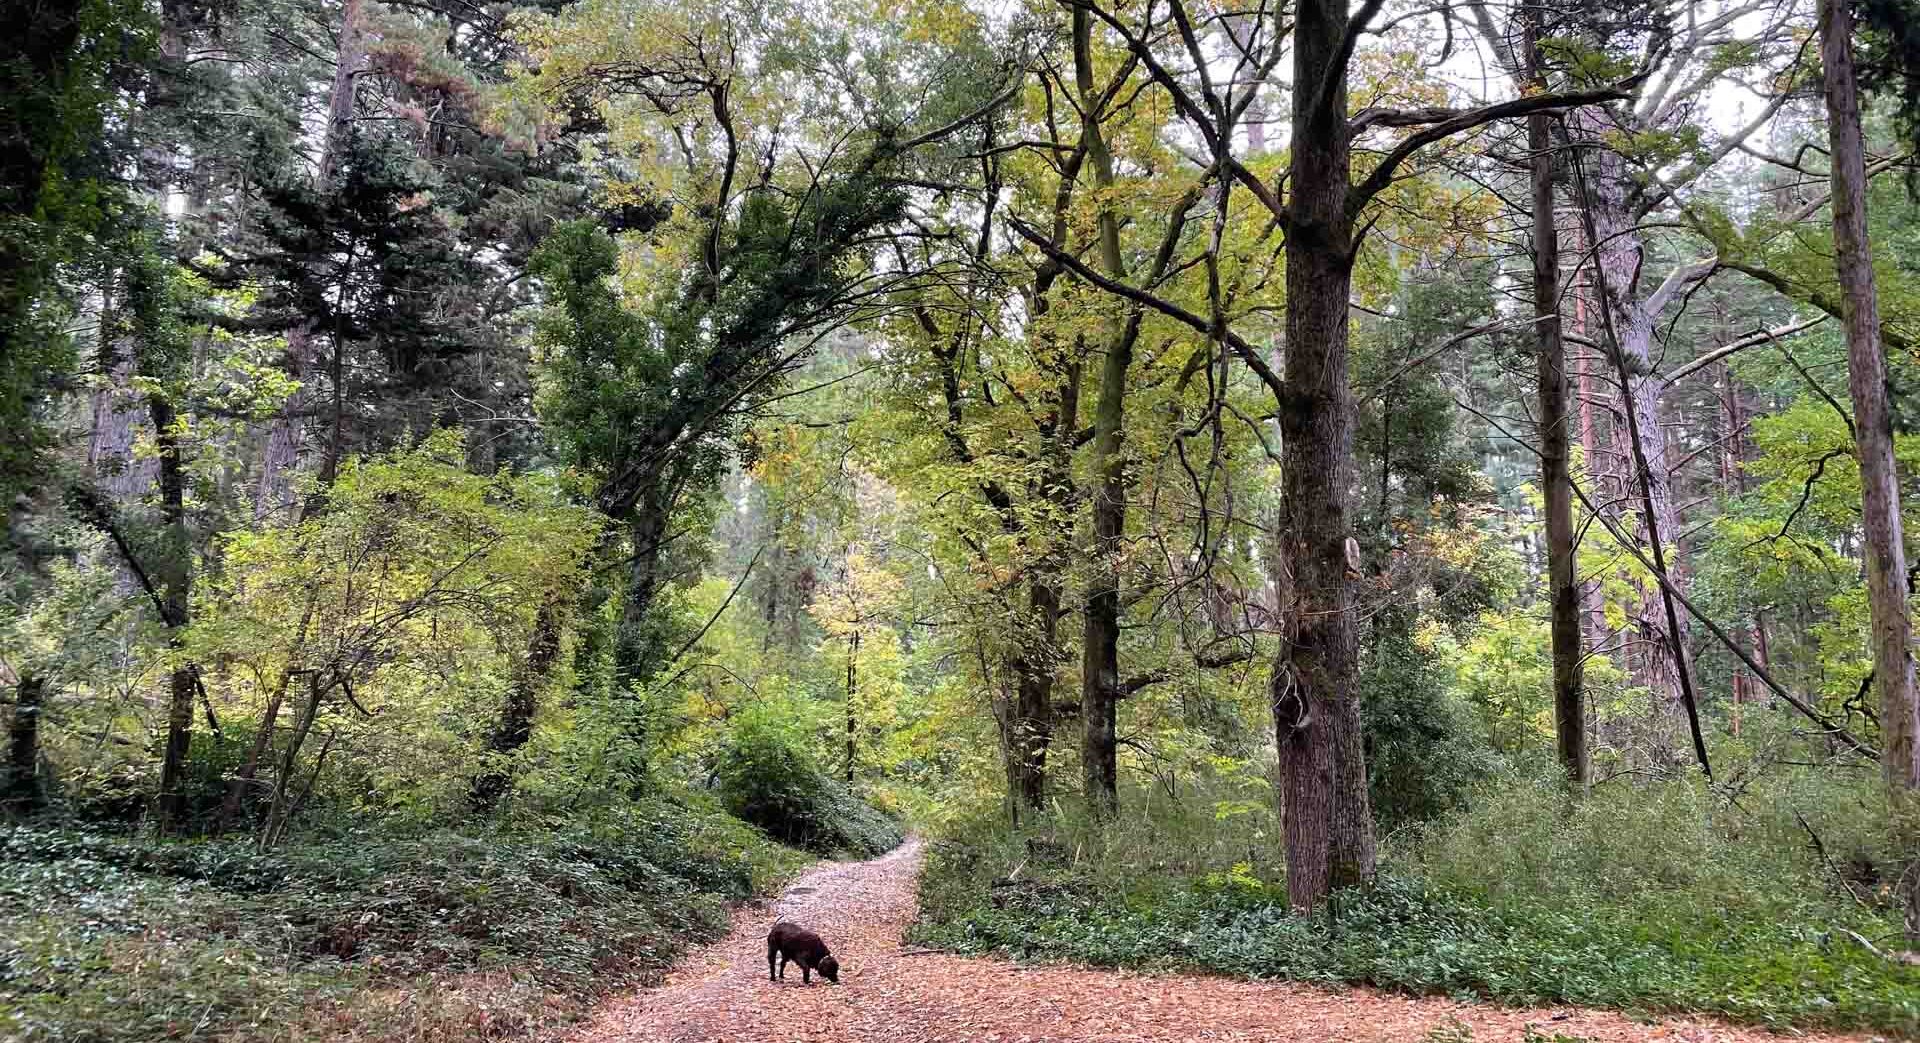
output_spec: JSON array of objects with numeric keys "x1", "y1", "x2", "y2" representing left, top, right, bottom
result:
[
  {"x1": 0, "y1": 796, "x2": 812, "y2": 1042},
  {"x1": 714, "y1": 701, "x2": 905, "y2": 858},
  {"x1": 912, "y1": 768, "x2": 1920, "y2": 1035}
]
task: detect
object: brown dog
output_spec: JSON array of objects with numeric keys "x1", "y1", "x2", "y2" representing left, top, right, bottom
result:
[{"x1": 766, "y1": 921, "x2": 840, "y2": 985}]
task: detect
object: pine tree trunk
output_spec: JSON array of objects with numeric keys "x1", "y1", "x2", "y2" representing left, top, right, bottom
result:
[
  {"x1": 1572, "y1": 113, "x2": 1694, "y2": 714},
  {"x1": 257, "y1": 0, "x2": 362, "y2": 522},
  {"x1": 88, "y1": 331, "x2": 156, "y2": 505},
  {"x1": 254, "y1": 328, "x2": 309, "y2": 523},
  {"x1": 1526, "y1": 41, "x2": 1587, "y2": 785},
  {"x1": 1574, "y1": 156, "x2": 1712, "y2": 779},
  {"x1": 152, "y1": 395, "x2": 198, "y2": 833},
  {"x1": 1820, "y1": 0, "x2": 1920, "y2": 937},
  {"x1": 1276, "y1": 0, "x2": 1376, "y2": 911}
]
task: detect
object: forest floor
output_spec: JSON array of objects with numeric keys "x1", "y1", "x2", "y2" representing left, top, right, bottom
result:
[{"x1": 562, "y1": 839, "x2": 1890, "y2": 1043}]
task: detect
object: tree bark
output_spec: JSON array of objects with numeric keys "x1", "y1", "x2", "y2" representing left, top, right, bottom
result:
[
  {"x1": 614, "y1": 487, "x2": 673, "y2": 690},
  {"x1": 256, "y1": 0, "x2": 363, "y2": 522},
  {"x1": 845, "y1": 630, "x2": 859, "y2": 784},
  {"x1": 469, "y1": 594, "x2": 565, "y2": 811},
  {"x1": 151, "y1": 395, "x2": 198, "y2": 833},
  {"x1": 5, "y1": 675, "x2": 45, "y2": 813},
  {"x1": 1528, "y1": 91, "x2": 1588, "y2": 787},
  {"x1": 1570, "y1": 111, "x2": 1696, "y2": 714},
  {"x1": 88, "y1": 331, "x2": 157, "y2": 505},
  {"x1": 1009, "y1": 357, "x2": 1077, "y2": 813},
  {"x1": 1573, "y1": 154, "x2": 1713, "y2": 780},
  {"x1": 1075, "y1": 6, "x2": 1131, "y2": 815},
  {"x1": 261, "y1": 671, "x2": 325, "y2": 849},
  {"x1": 1820, "y1": 0, "x2": 1920, "y2": 935},
  {"x1": 1277, "y1": 0, "x2": 1376, "y2": 911}
]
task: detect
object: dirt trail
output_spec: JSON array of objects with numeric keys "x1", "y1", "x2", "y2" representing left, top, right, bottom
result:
[{"x1": 565, "y1": 839, "x2": 1885, "y2": 1043}]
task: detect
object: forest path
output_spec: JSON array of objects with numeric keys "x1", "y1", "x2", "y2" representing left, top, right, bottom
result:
[{"x1": 565, "y1": 838, "x2": 1879, "y2": 1043}]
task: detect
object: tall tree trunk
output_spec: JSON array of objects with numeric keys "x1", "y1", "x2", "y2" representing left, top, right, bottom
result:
[
  {"x1": 614, "y1": 486, "x2": 673, "y2": 691},
  {"x1": 151, "y1": 395, "x2": 198, "y2": 833},
  {"x1": 1075, "y1": 6, "x2": 1131, "y2": 815},
  {"x1": 1573, "y1": 158, "x2": 1712, "y2": 779},
  {"x1": 1277, "y1": 0, "x2": 1376, "y2": 911},
  {"x1": 1719, "y1": 356, "x2": 1753, "y2": 730},
  {"x1": 470, "y1": 594, "x2": 565, "y2": 811},
  {"x1": 1009, "y1": 358, "x2": 1078, "y2": 813},
  {"x1": 88, "y1": 328, "x2": 156, "y2": 505},
  {"x1": 5, "y1": 675, "x2": 46, "y2": 813},
  {"x1": 1526, "y1": 46, "x2": 1588, "y2": 786},
  {"x1": 255, "y1": 328, "x2": 310, "y2": 522},
  {"x1": 1010, "y1": 577, "x2": 1060, "y2": 811},
  {"x1": 256, "y1": 0, "x2": 363, "y2": 522},
  {"x1": 1820, "y1": 0, "x2": 1920, "y2": 937},
  {"x1": 1571, "y1": 113, "x2": 1694, "y2": 714},
  {"x1": 1572, "y1": 287, "x2": 1613, "y2": 650},
  {"x1": 845, "y1": 630, "x2": 859, "y2": 784}
]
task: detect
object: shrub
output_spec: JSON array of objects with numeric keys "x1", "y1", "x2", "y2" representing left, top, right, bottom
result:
[
  {"x1": 911, "y1": 771, "x2": 1920, "y2": 1036},
  {"x1": 714, "y1": 702, "x2": 903, "y2": 857},
  {"x1": 0, "y1": 800, "x2": 804, "y2": 1043}
]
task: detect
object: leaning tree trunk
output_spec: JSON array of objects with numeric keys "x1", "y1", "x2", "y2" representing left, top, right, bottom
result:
[
  {"x1": 1525, "y1": 18, "x2": 1588, "y2": 788},
  {"x1": 1075, "y1": 5, "x2": 1134, "y2": 815},
  {"x1": 1276, "y1": 0, "x2": 1377, "y2": 911},
  {"x1": 469, "y1": 594, "x2": 565, "y2": 811},
  {"x1": 1574, "y1": 154, "x2": 1713, "y2": 781},
  {"x1": 1820, "y1": 0, "x2": 1920, "y2": 936},
  {"x1": 1570, "y1": 114, "x2": 1697, "y2": 716}
]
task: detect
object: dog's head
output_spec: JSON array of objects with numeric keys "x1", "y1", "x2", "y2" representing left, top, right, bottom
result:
[{"x1": 819, "y1": 955, "x2": 840, "y2": 984}]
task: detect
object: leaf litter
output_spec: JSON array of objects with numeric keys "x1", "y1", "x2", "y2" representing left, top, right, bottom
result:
[{"x1": 562, "y1": 839, "x2": 1890, "y2": 1043}]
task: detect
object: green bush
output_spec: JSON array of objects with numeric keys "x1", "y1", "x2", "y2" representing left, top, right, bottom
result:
[
  {"x1": 1361, "y1": 624, "x2": 1503, "y2": 828},
  {"x1": 0, "y1": 800, "x2": 806, "y2": 1043},
  {"x1": 912, "y1": 771, "x2": 1920, "y2": 1036},
  {"x1": 714, "y1": 703, "x2": 903, "y2": 858}
]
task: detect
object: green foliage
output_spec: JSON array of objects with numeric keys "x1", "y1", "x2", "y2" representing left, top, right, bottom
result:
[
  {"x1": 1360, "y1": 622, "x2": 1502, "y2": 828},
  {"x1": 0, "y1": 801, "x2": 805, "y2": 1042},
  {"x1": 715, "y1": 698, "x2": 903, "y2": 857},
  {"x1": 0, "y1": 0, "x2": 146, "y2": 517},
  {"x1": 915, "y1": 770, "x2": 1920, "y2": 1036}
]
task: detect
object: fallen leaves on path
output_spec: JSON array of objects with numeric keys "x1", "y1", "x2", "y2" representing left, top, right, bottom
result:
[{"x1": 563, "y1": 840, "x2": 1888, "y2": 1043}]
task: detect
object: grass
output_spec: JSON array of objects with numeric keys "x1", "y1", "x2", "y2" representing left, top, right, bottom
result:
[
  {"x1": 911, "y1": 768, "x2": 1920, "y2": 1036},
  {"x1": 0, "y1": 796, "x2": 813, "y2": 1042}
]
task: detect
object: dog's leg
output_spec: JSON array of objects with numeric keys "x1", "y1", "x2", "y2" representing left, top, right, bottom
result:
[
  {"x1": 802, "y1": 963, "x2": 812, "y2": 985},
  {"x1": 768, "y1": 942, "x2": 777, "y2": 981},
  {"x1": 777, "y1": 952, "x2": 788, "y2": 980}
]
